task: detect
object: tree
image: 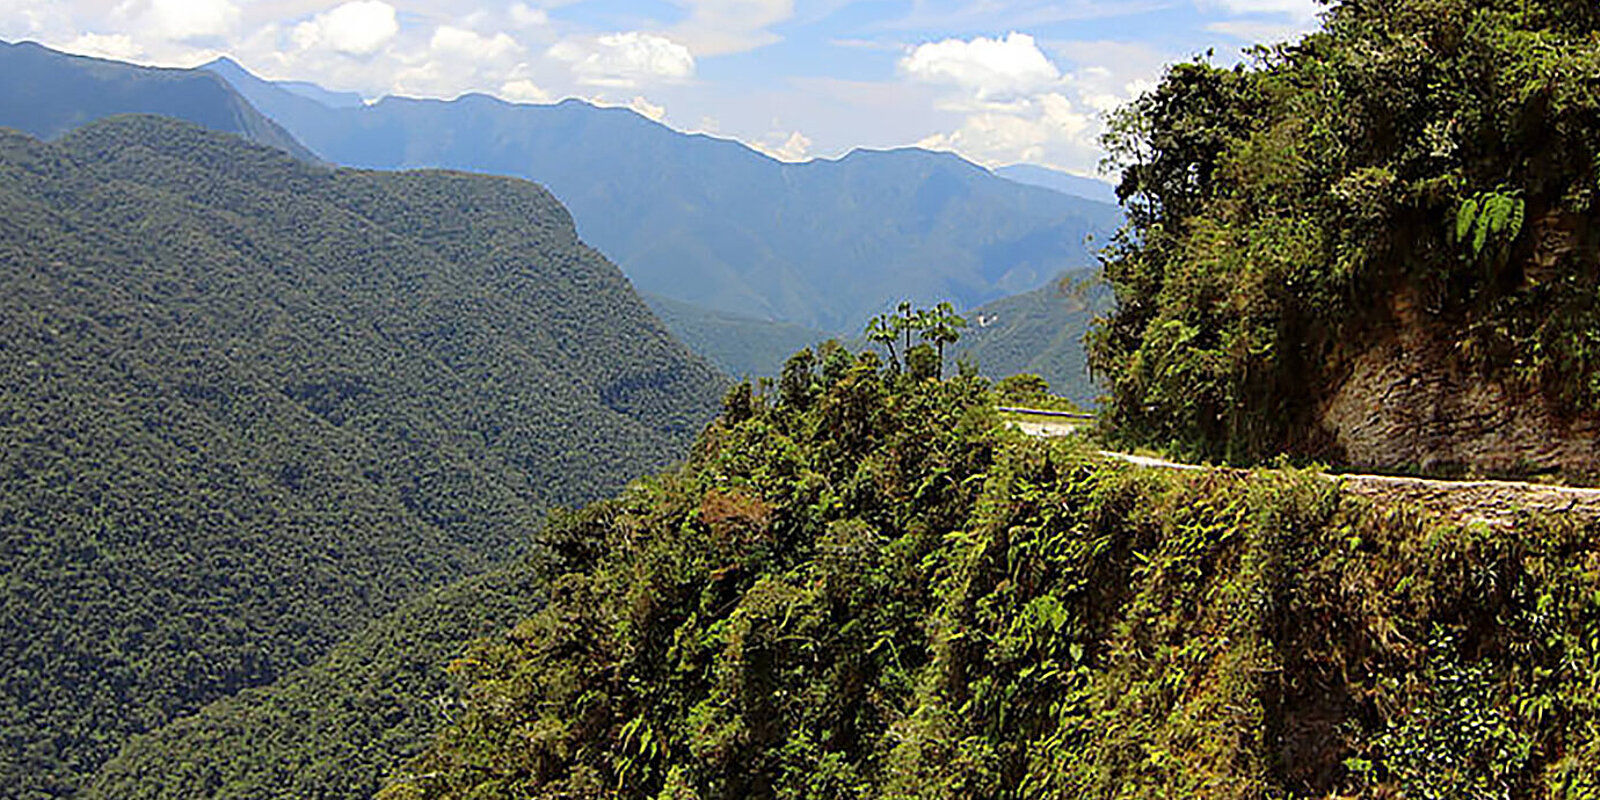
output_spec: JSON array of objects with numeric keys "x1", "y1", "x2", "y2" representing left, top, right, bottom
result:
[
  {"x1": 918, "y1": 301, "x2": 968, "y2": 377},
  {"x1": 865, "y1": 314, "x2": 900, "y2": 372}
]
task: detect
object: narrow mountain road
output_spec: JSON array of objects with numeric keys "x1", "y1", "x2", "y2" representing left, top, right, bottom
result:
[{"x1": 1004, "y1": 407, "x2": 1600, "y2": 527}]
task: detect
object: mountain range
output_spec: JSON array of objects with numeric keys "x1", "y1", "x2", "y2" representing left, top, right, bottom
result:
[
  {"x1": 202, "y1": 56, "x2": 1122, "y2": 334},
  {"x1": 0, "y1": 41, "x2": 315, "y2": 162}
]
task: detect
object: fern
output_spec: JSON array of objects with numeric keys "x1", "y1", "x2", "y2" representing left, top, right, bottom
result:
[
  {"x1": 1455, "y1": 196, "x2": 1479, "y2": 243},
  {"x1": 1456, "y1": 190, "x2": 1525, "y2": 257}
]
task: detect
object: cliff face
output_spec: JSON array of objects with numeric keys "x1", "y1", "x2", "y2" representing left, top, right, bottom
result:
[{"x1": 1318, "y1": 216, "x2": 1600, "y2": 484}]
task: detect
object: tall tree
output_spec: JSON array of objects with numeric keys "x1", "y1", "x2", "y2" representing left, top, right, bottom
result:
[{"x1": 920, "y1": 301, "x2": 969, "y2": 377}]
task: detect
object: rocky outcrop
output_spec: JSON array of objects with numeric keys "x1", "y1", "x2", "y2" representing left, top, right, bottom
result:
[{"x1": 1316, "y1": 292, "x2": 1600, "y2": 484}]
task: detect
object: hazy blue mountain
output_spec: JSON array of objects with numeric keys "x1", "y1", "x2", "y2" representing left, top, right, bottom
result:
[
  {"x1": 0, "y1": 40, "x2": 315, "y2": 161},
  {"x1": 994, "y1": 163, "x2": 1121, "y2": 206},
  {"x1": 275, "y1": 80, "x2": 364, "y2": 108},
  {"x1": 204, "y1": 58, "x2": 1124, "y2": 332}
]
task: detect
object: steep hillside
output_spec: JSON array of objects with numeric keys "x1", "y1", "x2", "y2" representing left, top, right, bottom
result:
[
  {"x1": 203, "y1": 57, "x2": 1122, "y2": 332},
  {"x1": 641, "y1": 292, "x2": 832, "y2": 379},
  {"x1": 0, "y1": 116, "x2": 721, "y2": 798},
  {"x1": 364, "y1": 351, "x2": 1600, "y2": 799},
  {"x1": 952, "y1": 270, "x2": 1112, "y2": 407},
  {"x1": 0, "y1": 40, "x2": 315, "y2": 160},
  {"x1": 1089, "y1": 0, "x2": 1600, "y2": 479},
  {"x1": 86, "y1": 556, "x2": 550, "y2": 800}
]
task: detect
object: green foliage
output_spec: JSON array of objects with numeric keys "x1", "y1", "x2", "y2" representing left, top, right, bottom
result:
[
  {"x1": 1091, "y1": 0, "x2": 1600, "y2": 461},
  {"x1": 1454, "y1": 190, "x2": 1527, "y2": 260},
  {"x1": 85, "y1": 557, "x2": 551, "y2": 800},
  {"x1": 0, "y1": 116, "x2": 722, "y2": 798},
  {"x1": 379, "y1": 346, "x2": 1600, "y2": 799}
]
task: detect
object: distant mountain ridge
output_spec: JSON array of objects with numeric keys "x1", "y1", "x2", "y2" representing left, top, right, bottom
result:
[
  {"x1": 994, "y1": 163, "x2": 1120, "y2": 206},
  {"x1": 0, "y1": 40, "x2": 315, "y2": 161},
  {"x1": 203, "y1": 56, "x2": 1123, "y2": 332}
]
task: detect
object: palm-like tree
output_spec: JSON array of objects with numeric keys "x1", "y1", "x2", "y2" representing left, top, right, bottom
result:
[
  {"x1": 919, "y1": 301, "x2": 968, "y2": 376},
  {"x1": 896, "y1": 300, "x2": 925, "y2": 355},
  {"x1": 865, "y1": 313, "x2": 900, "y2": 370}
]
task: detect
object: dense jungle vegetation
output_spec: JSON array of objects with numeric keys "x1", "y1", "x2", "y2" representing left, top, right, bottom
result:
[
  {"x1": 1090, "y1": 0, "x2": 1600, "y2": 461},
  {"x1": 368, "y1": 347, "x2": 1600, "y2": 799},
  {"x1": 0, "y1": 116, "x2": 721, "y2": 798}
]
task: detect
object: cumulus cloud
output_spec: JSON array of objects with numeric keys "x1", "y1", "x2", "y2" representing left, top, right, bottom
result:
[
  {"x1": 761, "y1": 130, "x2": 813, "y2": 161},
  {"x1": 390, "y1": 24, "x2": 527, "y2": 98},
  {"x1": 500, "y1": 78, "x2": 550, "y2": 103},
  {"x1": 508, "y1": 2, "x2": 549, "y2": 29},
  {"x1": 917, "y1": 91, "x2": 1091, "y2": 165},
  {"x1": 292, "y1": 1, "x2": 399, "y2": 57},
  {"x1": 900, "y1": 32, "x2": 1060, "y2": 100},
  {"x1": 430, "y1": 25, "x2": 519, "y2": 61},
  {"x1": 123, "y1": 0, "x2": 241, "y2": 43},
  {"x1": 901, "y1": 34, "x2": 1161, "y2": 175},
  {"x1": 0, "y1": 0, "x2": 69, "y2": 37},
  {"x1": 629, "y1": 95, "x2": 667, "y2": 121},
  {"x1": 547, "y1": 32, "x2": 695, "y2": 88}
]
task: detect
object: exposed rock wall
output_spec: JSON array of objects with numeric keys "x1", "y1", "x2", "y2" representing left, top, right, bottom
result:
[{"x1": 1316, "y1": 298, "x2": 1600, "y2": 484}]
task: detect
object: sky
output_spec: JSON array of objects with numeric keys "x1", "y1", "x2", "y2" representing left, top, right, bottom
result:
[{"x1": 0, "y1": 0, "x2": 1325, "y2": 178}]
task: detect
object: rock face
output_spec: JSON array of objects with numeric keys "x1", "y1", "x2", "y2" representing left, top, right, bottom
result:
[{"x1": 1317, "y1": 292, "x2": 1600, "y2": 484}]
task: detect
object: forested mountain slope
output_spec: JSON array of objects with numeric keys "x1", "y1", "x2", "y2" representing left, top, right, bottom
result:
[
  {"x1": 87, "y1": 555, "x2": 551, "y2": 800},
  {"x1": 0, "y1": 40, "x2": 315, "y2": 161},
  {"x1": 952, "y1": 270, "x2": 1112, "y2": 407},
  {"x1": 1089, "y1": 0, "x2": 1600, "y2": 480},
  {"x1": 357, "y1": 351, "x2": 1600, "y2": 799},
  {"x1": 203, "y1": 57, "x2": 1122, "y2": 332},
  {"x1": 0, "y1": 116, "x2": 721, "y2": 798}
]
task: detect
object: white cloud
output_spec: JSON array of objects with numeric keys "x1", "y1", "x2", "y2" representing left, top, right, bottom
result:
[
  {"x1": 508, "y1": 2, "x2": 548, "y2": 28},
  {"x1": 669, "y1": 0, "x2": 794, "y2": 57},
  {"x1": 899, "y1": 36, "x2": 1167, "y2": 175},
  {"x1": 547, "y1": 32, "x2": 694, "y2": 88},
  {"x1": 917, "y1": 91, "x2": 1091, "y2": 165},
  {"x1": 123, "y1": 0, "x2": 240, "y2": 42},
  {"x1": 292, "y1": 1, "x2": 399, "y2": 57},
  {"x1": 0, "y1": 0, "x2": 68, "y2": 36},
  {"x1": 629, "y1": 95, "x2": 667, "y2": 121},
  {"x1": 768, "y1": 130, "x2": 812, "y2": 161},
  {"x1": 60, "y1": 32, "x2": 145, "y2": 61},
  {"x1": 500, "y1": 78, "x2": 550, "y2": 103},
  {"x1": 430, "y1": 25, "x2": 519, "y2": 61},
  {"x1": 900, "y1": 32, "x2": 1060, "y2": 100},
  {"x1": 390, "y1": 25, "x2": 527, "y2": 98}
]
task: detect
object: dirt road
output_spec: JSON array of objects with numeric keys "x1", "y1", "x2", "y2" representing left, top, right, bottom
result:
[{"x1": 1005, "y1": 408, "x2": 1600, "y2": 527}]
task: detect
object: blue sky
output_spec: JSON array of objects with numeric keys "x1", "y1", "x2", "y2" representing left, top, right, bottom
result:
[{"x1": 0, "y1": 0, "x2": 1323, "y2": 177}]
